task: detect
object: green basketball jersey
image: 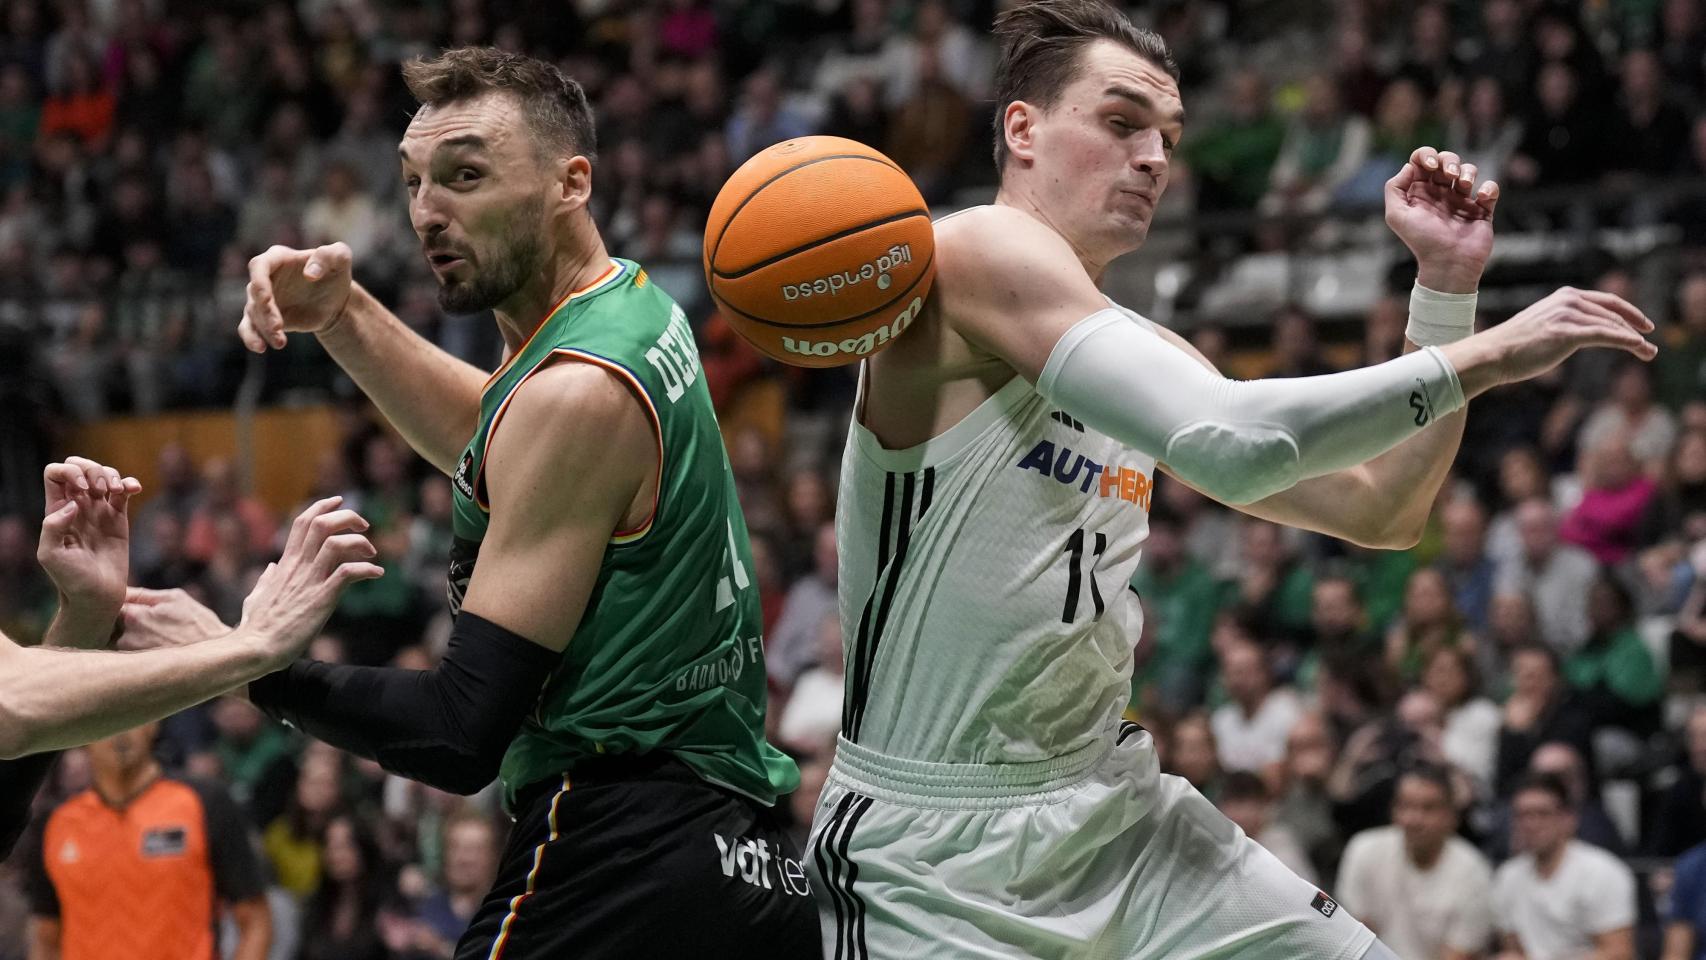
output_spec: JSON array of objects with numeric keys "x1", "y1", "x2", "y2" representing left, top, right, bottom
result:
[{"x1": 447, "y1": 258, "x2": 796, "y2": 806}]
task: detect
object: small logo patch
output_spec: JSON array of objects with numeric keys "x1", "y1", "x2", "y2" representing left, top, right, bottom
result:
[
  {"x1": 452, "y1": 450, "x2": 475, "y2": 501},
  {"x1": 141, "y1": 826, "x2": 188, "y2": 858},
  {"x1": 1310, "y1": 891, "x2": 1338, "y2": 918}
]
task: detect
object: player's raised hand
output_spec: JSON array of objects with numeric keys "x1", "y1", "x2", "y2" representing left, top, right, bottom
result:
[
  {"x1": 239, "y1": 242, "x2": 354, "y2": 352},
  {"x1": 117, "y1": 587, "x2": 229, "y2": 651},
  {"x1": 1385, "y1": 146, "x2": 1500, "y2": 291},
  {"x1": 38, "y1": 456, "x2": 141, "y2": 615},
  {"x1": 238, "y1": 496, "x2": 383, "y2": 666}
]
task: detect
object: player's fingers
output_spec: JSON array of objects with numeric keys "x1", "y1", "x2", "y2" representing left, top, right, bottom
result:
[
  {"x1": 331, "y1": 561, "x2": 386, "y2": 588},
  {"x1": 1384, "y1": 158, "x2": 1420, "y2": 200},
  {"x1": 1433, "y1": 150, "x2": 1462, "y2": 186},
  {"x1": 1475, "y1": 179, "x2": 1499, "y2": 215},
  {"x1": 283, "y1": 496, "x2": 343, "y2": 560},
  {"x1": 1456, "y1": 162, "x2": 1478, "y2": 196},
  {"x1": 40, "y1": 498, "x2": 77, "y2": 534},
  {"x1": 305, "y1": 242, "x2": 351, "y2": 281},
  {"x1": 44, "y1": 462, "x2": 88, "y2": 495},
  {"x1": 315, "y1": 533, "x2": 378, "y2": 575},
  {"x1": 1410, "y1": 145, "x2": 1439, "y2": 174},
  {"x1": 62, "y1": 456, "x2": 109, "y2": 496},
  {"x1": 1564, "y1": 299, "x2": 1657, "y2": 357},
  {"x1": 237, "y1": 308, "x2": 268, "y2": 353},
  {"x1": 300, "y1": 509, "x2": 371, "y2": 562},
  {"x1": 109, "y1": 476, "x2": 141, "y2": 514},
  {"x1": 1579, "y1": 289, "x2": 1654, "y2": 332},
  {"x1": 125, "y1": 586, "x2": 178, "y2": 606}
]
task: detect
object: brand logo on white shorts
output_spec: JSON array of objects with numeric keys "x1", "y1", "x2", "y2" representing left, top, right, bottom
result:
[
  {"x1": 781, "y1": 244, "x2": 912, "y2": 301},
  {"x1": 781, "y1": 295, "x2": 923, "y2": 360},
  {"x1": 713, "y1": 833, "x2": 811, "y2": 896},
  {"x1": 1310, "y1": 890, "x2": 1338, "y2": 918}
]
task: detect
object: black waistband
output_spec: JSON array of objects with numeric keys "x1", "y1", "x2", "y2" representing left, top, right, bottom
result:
[{"x1": 511, "y1": 752, "x2": 698, "y2": 810}]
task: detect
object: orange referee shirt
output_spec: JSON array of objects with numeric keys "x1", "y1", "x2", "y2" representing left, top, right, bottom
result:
[{"x1": 21, "y1": 776, "x2": 265, "y2": 960}]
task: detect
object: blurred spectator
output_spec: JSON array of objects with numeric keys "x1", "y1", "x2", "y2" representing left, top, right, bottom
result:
[
  {"x1": 1333, "y1": 23, "x2": 1387, "y2": 118},
  {"x1": 1232, "y1": 520, "x2": 1314, "y2": 644},
  {"x1": 0, "y1": 514, "x2": 53, "y2": 642},
  {"x1": 38, "y1": 51, "x2": 112, "y2": 151},
  {"x1": 1422, "y1": 646, "x2": 1501, "y2": 795},
  {"x1": 1524, "y1": 741, "x2": 1627, "y2": 857},
  {"x1": 777, "y1": 612, "x2": 844, "y2": 755},
  {"x1": 1492, "y1": 773, "x2": 1636, "y2": 960},
  {"x1": 298, "y1": 815, "x2": 391, "y2": 960},
  {"x1": 767, "y1": 521, "x2": 837, "y2": 687},
  {"x1": 1508, "y1": 61, "x2": 1598, "y2": 187},
  {"x1": 1644, "y1": 430, "x2": 1706, "y2": 548},
  {"x1": 264, "y1": 746, "x2": 344, "y2": 900},
  {"x1": 1496, "y1": 644, "x2": 1595, "y2": 796},
  {"x1": 1183, "y1": 67, "x2": 1284, "y2": 214},
  {"x1": 302, "y1": 159, "x2": 394, "y2": 269},
  {"x1": 1562, "y1": 439, "x2": 1660, "y2": 566},
  {"x1": 1666, "y1": 837, "x2": 1706, "y2": 960},
  {"x1": 1651, "y1": 705, "x2": 1706, "y2": 856},
  {"x1": 236, "y1": 156, "x2": 305, "y2": 254},
  {"x1": 1448, "y1": 75, "x2": 1522, "y2": 187},
  {"x1": 1658, "y1": 273, "x2": 1706, "y2": 413},
  {"x1": 1496, "y1": 498, "x2": 1598, "y2": 655},
  {"x1": 165, "y1": 159, "x2": 235, "y2": 276},
  {"x1": 1564, "y1": 576, "x2": 1662, "y2": 738},
  {"x1": 184, "y1": 457, "x2": 275, "y2": 564},
  {"x1": 1265, "y1": 307, "x2": 1335, "y2": 379},
  {"x1": 1272, "y1": 710, "x2": 1343, "y2": 883},
  {"x1": 1131, "y1": 505, "x2": 1227, "y2": 712},
  {"x1": 203, "y1": 697, "x2": 298, "y2": 828},
  {"x1": 1333, "y1": 77, "x2": 1443, "y2": 209},
  {"x1": 1304, "y1": 573, "x2": 1371, "y2": 662},
  {"x1": 1216, "y1": 770, "x2": 1317, "y2": 884},
  {"x1": 724, "y1": 66, "x2": 811, "y2": 164},
  {"x1": 1384, "y1": 567, "x2": 1477, "y2": 686},
  {"x1": 408, "y1": 813, "x2": 499, "y2": 955},
  {"x1": 1579, "y1": 361, "x2": 1678, "y2": 477},
  {"x1": 1606, "y1": 48, "x2": 1690, "y2": 178},
  {"x1": 1487, "y1": 447, "x2": 1553, "y2": 567},
  {"x1": 1437, "y1": 497, "x2": 1497, "y2": 634},
  {"x1": 1163, "y1": 711, "x2": 1223, "y2": 801},
  {"x1": 884, "y1": 46, "x2": 970, "y2": 204},
  {"x1": 19, "y1": 722, "x2": 271, "y2": 960},
  {"x1": 1261, "y1": 73, "x2": 1371, "y2": 218},
  {"x1": 1210, "y1": 639, "x2": 1302, "y2": 775},
  {"x1": 1337, "y1": 765, "x2": 1494, "y2": 960}
]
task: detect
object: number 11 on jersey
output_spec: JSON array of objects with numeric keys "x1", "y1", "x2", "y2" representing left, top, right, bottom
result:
[
  {"x1": 716, "y1": 519, "x2": 751, "y2": 612},
  {"x1": 1062, "y1": 526, "x2": 1106, "y2": 623}
]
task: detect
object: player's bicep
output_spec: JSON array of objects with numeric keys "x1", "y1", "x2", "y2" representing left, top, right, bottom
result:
[
  {"x1": 459, "y1": 362, "x2": 655, "y2": 652},
  {"x1": 934, "y1": 207, "x2": 1113, "y2": 381}
]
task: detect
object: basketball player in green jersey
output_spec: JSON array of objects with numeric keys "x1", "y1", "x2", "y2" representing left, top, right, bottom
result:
[{"x1": 230, "y1": 48, "x2": 817, "y2": 958}]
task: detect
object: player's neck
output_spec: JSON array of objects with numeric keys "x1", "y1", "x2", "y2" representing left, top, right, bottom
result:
[
  {"x1": 93, "y1": 761, "x2": 162, "y2": 810},
  {"x1": 992, "y1": 187, "x2": 1110, "y2": 285},
  {"x1": 492, "y1": 231, "x2": 613, "y2": 352}
]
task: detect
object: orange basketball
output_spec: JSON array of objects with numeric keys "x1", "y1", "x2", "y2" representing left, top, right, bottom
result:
[{"x1": 703, "y1": 136, "x2": 935, "y2": 368}]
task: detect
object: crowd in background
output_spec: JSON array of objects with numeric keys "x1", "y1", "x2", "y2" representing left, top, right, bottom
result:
[{"x1": 1, "y1": 0, "x2": 1706, "y2": 957}]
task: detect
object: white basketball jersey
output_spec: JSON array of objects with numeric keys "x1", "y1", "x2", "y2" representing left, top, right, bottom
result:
[{"x1": 836, "y1": 307, "x2": 1157, "y2": 764}]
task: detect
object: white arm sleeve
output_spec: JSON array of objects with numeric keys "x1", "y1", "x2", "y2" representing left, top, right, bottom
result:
[{"x1": 1035, "y1": 309, "x2": 1465, "y2": 504}]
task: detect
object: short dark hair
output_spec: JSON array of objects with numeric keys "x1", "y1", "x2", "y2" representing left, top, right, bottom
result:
[
  {"x1": 1219, "y1": 770, "x2": 1270, "y2": 805},
  {"x1": 402, "y1": 46, "x2": 597, "y2": 163},
  {"x1": 1396, "y1": 762, "x2": 1455, "y2": 803},
  {"x1": 1512, "y1": 771, "x2": 1573, "y2": 811},
  {"x1": 991, "y1": 0, "x2": 1179, "y2": 177}
]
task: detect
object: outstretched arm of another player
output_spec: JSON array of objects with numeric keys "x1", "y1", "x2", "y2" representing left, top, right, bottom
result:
[
  {"x1": 247, "y1": 361, "x2": 653, "y2": 794},
  {"x1": 940, "y1": 204, "x2": 1653, "y2": 508},
  {"x1": 239, "y1": 243, "x2": 488, "y2": 475},
  {"x1": 0, "y1": 498, "x2": 379, "y2": 759}
]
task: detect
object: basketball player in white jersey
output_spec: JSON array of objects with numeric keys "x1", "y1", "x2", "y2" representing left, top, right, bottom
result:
[{"x1": 804, "y1": 2, "x2": 1656, "y2": 958}]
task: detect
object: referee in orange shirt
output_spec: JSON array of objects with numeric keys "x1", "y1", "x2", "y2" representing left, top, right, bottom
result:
[{"x1": 18, "y1": 721, "x2": 272, "y2": 960}]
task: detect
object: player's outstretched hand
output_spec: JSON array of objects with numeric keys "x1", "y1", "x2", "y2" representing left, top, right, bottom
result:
[
  {"x1": 239, "y1": 242, "x2": 354, "y2": 352},
  {"x1": 1385, "y1": 146, "x2": 1500, "y2": 289},
  {"x1": 38, "y1": 456, "x2": 141, "y2": 616},
  {"x1": 238, "y1": 496, "x2": 383, "y2": 666},
  {"x1": 118, "y1": 587, "x2": 229, "y2": 651},
  {"x1": 1484, "y1": 286, "x2": 1657, "y2": 386}
]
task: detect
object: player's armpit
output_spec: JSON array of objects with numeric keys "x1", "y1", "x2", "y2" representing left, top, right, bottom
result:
[
  {"x1": 458, "y1": 359, "x2": 658, "y2": 652},
  {"x1": 931, "y1": 205, "x2": 1114, "y2": 382}
]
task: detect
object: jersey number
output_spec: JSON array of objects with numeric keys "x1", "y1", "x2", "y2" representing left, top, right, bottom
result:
[
  {"x1": 715, "y1": 519, "x2": 751, "y2": 612},
  {"x1": 1061, "y1": 527, "x2": 1107, "y2": 623}
]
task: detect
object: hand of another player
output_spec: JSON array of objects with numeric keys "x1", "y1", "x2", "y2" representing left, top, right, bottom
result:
[
  {"x1": 239, "y1": 496, "x2": 383, "y2": 668},
  {"x1": 1478, "y1": 285, "x2": 1656, "y2": 387},
  {"x1": 38, "y1": 457, "x2": 141, "y2": 615},
  {"x1": 238, "y1": 242, "x2": 354, "y2": 352},
  {"x1": 117, "y1": 587, "x2": 229, "y2": 651},
  {"x1": 1384, "y1": 147, "x2": 1499, "y2": 293}
]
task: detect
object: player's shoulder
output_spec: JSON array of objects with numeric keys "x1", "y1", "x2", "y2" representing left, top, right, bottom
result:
[
  {"x1": 934, "y1": 204, "x2": 1067, "y2": 272},
  {"x1": 504, "y1": 361, "x2": 651, "y2": 441}
]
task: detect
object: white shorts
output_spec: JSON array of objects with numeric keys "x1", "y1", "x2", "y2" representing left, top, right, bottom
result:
[{"x1": 805, "y1": 724, "x2": 1376, "y2": 960}]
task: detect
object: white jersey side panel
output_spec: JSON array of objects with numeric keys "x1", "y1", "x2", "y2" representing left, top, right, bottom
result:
[{"x1": 837, "y1": 327, "x2": 1157, "y2": 764}]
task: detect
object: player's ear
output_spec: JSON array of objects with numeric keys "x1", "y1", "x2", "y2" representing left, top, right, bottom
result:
[
  {"x1": 1004, "y1": 100, "x2": 1039, "y2": 167},
  {"x1": 557, "y1": 154, "x2": 593, "y2": 212}
]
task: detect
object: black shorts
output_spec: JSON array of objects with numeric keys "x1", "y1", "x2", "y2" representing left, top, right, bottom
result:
[{"x1": 454, "y1": 754, "x2": 819, "y2": 960}]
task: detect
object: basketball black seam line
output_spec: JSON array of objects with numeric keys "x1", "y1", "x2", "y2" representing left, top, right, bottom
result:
[
  {"x1": 712, "y1": 208, "x2": 930, "y2": 280},
  {"x1": 711, "y1": 248, "x2": 934, "y2": 331},
  {"x1": 709, "y1": 152, "x2": 908, "y2": 268}
]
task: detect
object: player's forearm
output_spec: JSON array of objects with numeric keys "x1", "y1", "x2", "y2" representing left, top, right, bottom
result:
[
  {"x1": 317, "y1": 283, "x2": 486, "y2": 475},
  {"x1": 42, "y1": 598, "x2": 119, "y2": 650},
  {"x1": 0, "y1": 630, "x2": 276, "y2": 758}
]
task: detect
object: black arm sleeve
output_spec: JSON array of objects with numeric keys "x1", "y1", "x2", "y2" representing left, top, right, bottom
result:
[
  {"x1": 0, "y1": 753, "x2": 55, "y2": 862},
  {"x1": 249, "y1": 612, "x2": 560, "y2": 795},
  {"x1": 186, "y1": 778, "x2": 266, "y2": 903}
]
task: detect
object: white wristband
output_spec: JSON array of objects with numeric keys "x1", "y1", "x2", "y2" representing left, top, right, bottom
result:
[{"x1": 1406, "y1": 282, "x2": 1477, "y2": 346}]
